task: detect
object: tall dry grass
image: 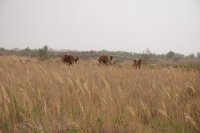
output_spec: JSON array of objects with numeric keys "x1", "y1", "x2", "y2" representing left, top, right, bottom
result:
[{"x1": 0, "y1": 56, "x2": 200, "y2": 133}]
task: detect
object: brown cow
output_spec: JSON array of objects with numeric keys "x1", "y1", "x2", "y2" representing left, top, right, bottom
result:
[
  {"x1": 98, "y1": 55, "x2": 113, "y2": 65},
  {"x1": 74, "y1": 56, "x2": 79, "y2": 63},
  {"x1": 62, "y1": 54, "x2": 79, "y2": 65},
  {"x1": 133, "y1": 59, "x2": 137, "y2": 68},
  {"x1": 137, "y1": 59, "x2": 142, "y2": 69},
  {"x1": 133, "y1": 59, "x2": 142, "y2": 69}
]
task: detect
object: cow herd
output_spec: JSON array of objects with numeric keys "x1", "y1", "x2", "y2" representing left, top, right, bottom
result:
[
  {"x1": 62, "y1": 54, "x2": 142, "y2": 69},
  {"x1": 133, "y1": 59, "x2": 142, "y2": 69}
]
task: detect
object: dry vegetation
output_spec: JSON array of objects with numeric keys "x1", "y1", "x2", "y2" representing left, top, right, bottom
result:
[{"x1": 0, "y1": 56, "x2": 200, "y2": 133}]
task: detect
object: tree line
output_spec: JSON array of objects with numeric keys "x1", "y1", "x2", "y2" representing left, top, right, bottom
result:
[{"x1": 0, "y1": 46, "x2": 200, "y2": 63}]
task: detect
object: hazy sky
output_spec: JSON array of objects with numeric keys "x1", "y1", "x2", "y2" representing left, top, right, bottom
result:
[{"x1": 0, "y1": 0, "x2": 200, "y2": 55}]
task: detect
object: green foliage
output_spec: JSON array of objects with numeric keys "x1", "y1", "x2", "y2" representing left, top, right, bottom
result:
[
  {"x1": 142, "y1": 48, "x2": 152, "y2": 64},
  {"x1": 166, "y1": 51, "x2": 176, "y2": 59},
  {"x1": 197, "y1": 52, "x2": 200, "y2": 59},
  {"x1": 70, "y1": 128, "x2": 77, "y2": 133},
  {"x1": 186, "y1": 54, "x2": 195, "y2": 60},
  {"x1": 166, "y1": 51, "x2": 185, "y2": 61},
  {"x1": 97, "y1": 117, "x2": 103, "y2": 132},
  {"x1": 0, "y1": 46, "x2": 199, "y2": 61},
  {"x1": 0, "y1": 47, "x2": 5, "y2": 51},
  {"x1": 150, "y1": 117, "x2": 185, "y2": 133},
  {"x1": 38, "y1": 45, "x2": 49, "y2": 60},
  {"x1": 24, "y1": 46, "x2": 30, "y2": 52}
]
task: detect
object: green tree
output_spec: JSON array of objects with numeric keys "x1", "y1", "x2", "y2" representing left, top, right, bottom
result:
[
  {"x1": 142, "y1": 48, "x2": 152, "y2": 64},
  {"x1": 24, "y1": 46, "x2": 30, "y2": 52},
  {"x1": 38, "y1": 45, "x2": 48, "y2": 60},
  {"x1": 166, "y1": 51, "x2": 175, "y2": 59},
  {"x1": 186, "y1": 54, "x2": 195, "y2": 60},
  {"x1": 22, "y1": 46, "x2": 31, "y2": 56},
  {"x1": 197, "y1": 52, "x2": 200, "y2": 59}
]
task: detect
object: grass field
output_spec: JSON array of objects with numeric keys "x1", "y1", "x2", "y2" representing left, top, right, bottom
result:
[{"x1": 0, "y1": 56, "x2": 200, "y2": 133}]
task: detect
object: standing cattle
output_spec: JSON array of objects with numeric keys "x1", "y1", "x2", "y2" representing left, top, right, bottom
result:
[
  {"x1": 62, "y1": 54, "x2": 79, "y2": 65},
  {"x1": 133, "y1": 59, "x2": 142, "y2": 69},
  {"x1": 98, "y1": 55, "x2": 113, "y2": 65},
  {"x1": 133, "y1": 60, "x2": 137, "y2": 68},
  {"x1": 137, "y1": 59, "x2": 142, "y2": 69}
]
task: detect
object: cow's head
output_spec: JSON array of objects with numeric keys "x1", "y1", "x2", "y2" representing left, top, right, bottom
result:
[
  {"x1": 110, "y1": 56, "x2": 113, "y2": 61},
  {"x1": 74, "y1": 56, "x2": 79, "y2": 63},
  {"x1": 108, "y1": 56, "x2": 113, "y2": 65}
]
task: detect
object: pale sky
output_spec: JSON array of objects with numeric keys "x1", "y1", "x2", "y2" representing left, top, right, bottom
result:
[{"x1": 0, "y1": 0, "x2": 200, "y2": 55}]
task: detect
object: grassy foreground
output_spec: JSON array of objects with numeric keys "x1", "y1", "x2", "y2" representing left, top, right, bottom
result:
[{"x1": 0, "y1": 56, "x2": 200, "y2": 133}]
